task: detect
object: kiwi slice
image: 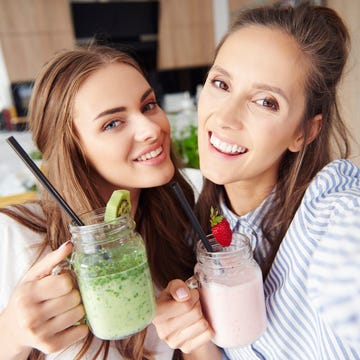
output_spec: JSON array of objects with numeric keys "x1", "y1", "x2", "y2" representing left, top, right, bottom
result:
[{"x1": 104, "y1": 190, "x2": 131, "y2": 222}]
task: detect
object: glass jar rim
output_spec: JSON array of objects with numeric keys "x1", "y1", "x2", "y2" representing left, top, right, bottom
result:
[
  {"x1": 69, "y1": 207, "x2": 132, "y2": 235},
  {"x1": 197, "y1": 233, "x2": 252, "y2": 261}
]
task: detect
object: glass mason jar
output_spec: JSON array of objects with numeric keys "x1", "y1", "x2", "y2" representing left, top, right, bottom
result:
[
  {"x1": 187, "y1": 233, "x2": 267, "y2": 348},
  {"x1": 69, "y1": 208, "x2": 156, "y2": 340}
]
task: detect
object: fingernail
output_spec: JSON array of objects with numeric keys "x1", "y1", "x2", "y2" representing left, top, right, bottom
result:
[
  {"x1": 176, "y1": 287, "x2": 189, "y2": 300},
  {"x1": 59, "y1": 240, "x2": 72, "y2": 249}
]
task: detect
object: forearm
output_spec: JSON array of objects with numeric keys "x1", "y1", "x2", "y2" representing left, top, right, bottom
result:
[{"x1": 182, "y1": 342, "x2": 222, "y2": 360}]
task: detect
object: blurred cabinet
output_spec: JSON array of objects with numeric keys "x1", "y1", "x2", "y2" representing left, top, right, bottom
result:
[
  {"x1": 228, "y1": 0, "x2": 278, "y2": 19},
  {"x1": 156, "y1": 0, "x2": 280, "y2": 70},
  {"x1": 0, "y1": 0, "x2": 75, "y2": 82},
  {"x1": 157, "y1": 0, "x2": 215, "y2": 69}
]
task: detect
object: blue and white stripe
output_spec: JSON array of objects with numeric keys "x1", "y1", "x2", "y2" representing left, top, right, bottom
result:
[{"x1": 220, "y1": 159, "x2": 360, "y2": 359}]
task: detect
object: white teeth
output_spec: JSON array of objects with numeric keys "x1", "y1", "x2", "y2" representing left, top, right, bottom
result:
[
  {"x1": 210, "y1": 133, "x2": 247, "y2": 155},
  {"x1": 137, "y1": 146, "x2": 162, "y2": 161}
]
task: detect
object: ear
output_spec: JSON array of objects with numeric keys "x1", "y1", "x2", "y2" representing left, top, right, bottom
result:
[{"x1": 288, "y1": 114, "x2": 322, "y2": 153}]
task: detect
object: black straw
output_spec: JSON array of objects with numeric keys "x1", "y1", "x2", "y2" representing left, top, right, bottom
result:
[
  {"x1": 6, "y1": 136, "x2": 84, "y2": 226},
  {"x1": 171, "y1": 181, "x2": 213, "y2": 252}
]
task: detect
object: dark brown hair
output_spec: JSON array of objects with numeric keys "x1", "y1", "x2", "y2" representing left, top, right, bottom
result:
[
  {"x1": 196, "y1": 2, "x2": 351, "y2": 277},
  {"x1": 0, "y1": 45, "x2": 195, "y2": 359}
]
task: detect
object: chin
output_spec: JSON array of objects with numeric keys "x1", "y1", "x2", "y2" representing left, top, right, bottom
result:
[
  {"x1": 164, "y1": 164, "x2": 176, "y2": 182},
  {"x1": 148, "y1": 165, "x2": 175, "y2": 187},
  {"x1": 200, "y1": 166, "x2": 227, "y2": 185}
]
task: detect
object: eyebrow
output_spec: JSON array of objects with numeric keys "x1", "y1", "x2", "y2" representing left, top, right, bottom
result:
[
  {"x1": 209, "y1": 65, "x2": 232, "y2": 79},
  {"x1": 93, "y1": 87, "x2": 154, "y2": 121},
  {"x1": 253, "y1": 83, "x2": 289, "y2": 103},
  {"x1": 210, "y1": 65, "x2": 289, "y2": 103}
]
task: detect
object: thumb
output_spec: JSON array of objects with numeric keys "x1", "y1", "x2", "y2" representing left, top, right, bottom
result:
[
  {"x1": 22, "y1": 240, "x2": 73, "y2": 282},
  {"x1": 167, "y1": 279, "x2": 191, "y2": 302}
]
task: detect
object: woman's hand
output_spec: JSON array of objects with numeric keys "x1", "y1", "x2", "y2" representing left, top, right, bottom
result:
[
  {"x1": 0, "y1": 241, "x2": 88, "y2": 359},
  {"x1": 153, "y1": 279, "x2": 221, "y2": 358}
]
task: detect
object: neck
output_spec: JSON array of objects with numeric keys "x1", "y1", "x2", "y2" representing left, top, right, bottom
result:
[
  {"x1": 97, "y1": 181, "x2": 141, "y2": 217},
  {"x1": 129, "y1": 190, "x2": 140, "y2": 217},
  {"x1": 224, "y1": 181, "x2": 274, "y2": 216}
]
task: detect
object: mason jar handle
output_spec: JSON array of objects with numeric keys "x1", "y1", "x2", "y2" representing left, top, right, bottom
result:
[
  {"x1": 185, "y1": 275, "x2": 200, "y2": 289},
  {"x1": 51, "y1": 259, "x2": 71, "y2": 275}
]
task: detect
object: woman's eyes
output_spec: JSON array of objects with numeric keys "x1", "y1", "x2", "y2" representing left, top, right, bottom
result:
[
  {"x1": 102, "y1": 101, "x2": 159, "y2": 131},
  {"x1": 143, "y1": 101, "x2": 158, "y2": 112},
  {"x1": 254, "y1": 98, "x2": 279, "y2": 111},
  {"x1": 210, "y1": 77, "x2": 280, "y2": 112},
  {"x1": 103, "y1": 119, "x2": 123, "y2": 131},
  {"x1": 211, "y1": 79, "x2": 229, "y2": 91}
]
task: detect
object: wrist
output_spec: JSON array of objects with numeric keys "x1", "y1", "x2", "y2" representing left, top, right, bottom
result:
[{"x1": 182, "y1": 342, "x2": 221, "y2": 360}]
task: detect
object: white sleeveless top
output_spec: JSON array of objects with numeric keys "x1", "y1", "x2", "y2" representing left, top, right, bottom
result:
[{"x1": 0, "y1": 204, "x2": 173, "y2": 359}]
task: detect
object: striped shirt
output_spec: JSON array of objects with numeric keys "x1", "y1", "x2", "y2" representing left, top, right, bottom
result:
[{"x1": 220, "y1": 159, "x2": 360, "y2": 360}]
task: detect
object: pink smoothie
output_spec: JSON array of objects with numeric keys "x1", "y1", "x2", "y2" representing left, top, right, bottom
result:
[{"x1": 199, "y1": 265, "x2": 267, "y2": 348}]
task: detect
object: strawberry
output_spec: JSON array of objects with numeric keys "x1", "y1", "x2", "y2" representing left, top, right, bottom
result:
[{"x1": 209, "y1": 206, "x2": 232, "y2": 247}]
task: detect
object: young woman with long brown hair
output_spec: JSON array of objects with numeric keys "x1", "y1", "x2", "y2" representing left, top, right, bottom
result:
[
  {"x1": 0, "y1": 45, "x2": 197, "y2": 359},
  {"x1": 153, "y1": 3, "x2": 360, "y2": 359}
]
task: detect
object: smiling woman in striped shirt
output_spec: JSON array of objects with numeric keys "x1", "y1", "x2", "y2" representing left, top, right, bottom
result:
[{"x1": 153, "y1": 2, "x2": 360, "y2": 359}]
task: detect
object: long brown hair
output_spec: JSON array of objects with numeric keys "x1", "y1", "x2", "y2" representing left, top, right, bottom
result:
[
  {"x1": 195, "y1": 2, "x2": 351, "y2": 277},
  {"x1": 1, "y1": 45, "x2": 195, "y2": 359}
]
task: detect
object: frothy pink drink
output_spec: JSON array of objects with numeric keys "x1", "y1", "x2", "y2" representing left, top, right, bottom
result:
[
  {"x1": 200, "y1": 264, "x2": 267, "y2": 347},
  {"x1": 190, "y1": 233, "x2": 267, "y2": 348}
]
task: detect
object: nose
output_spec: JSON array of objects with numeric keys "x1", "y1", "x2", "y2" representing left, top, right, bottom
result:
[
  {"x1": 133, "y1": 113, "x2": 161, "y2": 143},
  {"x1": 215, "y1": 95, "x2": 247, "y2": 130}
]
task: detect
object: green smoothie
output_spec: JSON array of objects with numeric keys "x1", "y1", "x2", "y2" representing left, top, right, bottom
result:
[{"x1": 73, "y1": 242, "x2": 156, "y2": 340}]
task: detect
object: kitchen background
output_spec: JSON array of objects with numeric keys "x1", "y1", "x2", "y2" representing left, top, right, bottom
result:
[{"x1": 0, "y1": 0, "x2": 359, "y2": 204}]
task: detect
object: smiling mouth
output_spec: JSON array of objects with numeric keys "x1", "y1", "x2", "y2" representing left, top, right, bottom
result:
[
  {"x1": 210, "y1": 133, "x2": 248, "y2": 155},
  {"x1": 136, "y1": 146, "x2": 163, "y2": 161}
]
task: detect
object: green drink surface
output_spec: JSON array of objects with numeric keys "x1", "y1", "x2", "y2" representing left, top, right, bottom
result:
[{"x1": 74, "y1": 246, "x2": 155, "y2": 340}]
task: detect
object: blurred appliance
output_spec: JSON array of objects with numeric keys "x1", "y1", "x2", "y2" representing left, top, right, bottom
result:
[
  {"x1": 70, "y1": 0, "x2": 159, "y2": 72},
  {"x1": 11, "y1": 81, "x2": 33, "y2": 117}
]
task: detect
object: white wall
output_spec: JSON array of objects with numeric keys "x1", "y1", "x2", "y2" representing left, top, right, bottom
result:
[
  {"x1": 213, "y1": 0, "x2": 230, "y2": 46},
  {"x1": 0, "y1": 43, "x2": 13, "y2": 110},
  {"x1": 327, "y1": 0, "x2": 360, "y2": 166}
]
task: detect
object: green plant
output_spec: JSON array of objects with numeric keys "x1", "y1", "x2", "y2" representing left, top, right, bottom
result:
[
  {"x1": 24, "y1": 149, "x2": 43, "y2": 192},
  {"x1": 172, "y1": 124, "x2": 199, "y2": 169},
  {"x1": 29, "y1": 149, "x2": 42, "y2": 160}
]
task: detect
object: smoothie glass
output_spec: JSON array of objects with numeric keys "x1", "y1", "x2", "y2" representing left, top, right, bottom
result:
[
  {"x1": 187, "y1": 233, "x2": 267, "y2": 348},
  {"x1": 69, "y1": 207, "x2": 155, "y2": 340}
]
